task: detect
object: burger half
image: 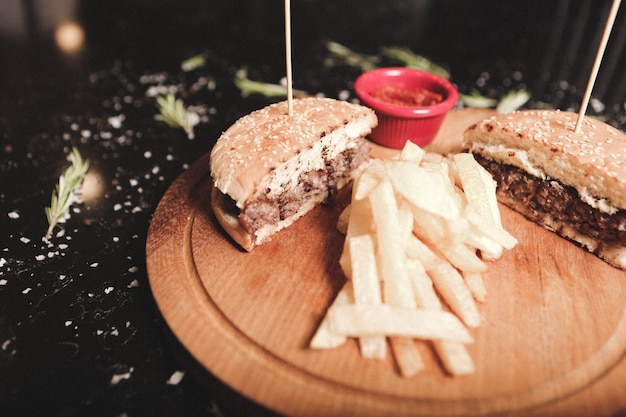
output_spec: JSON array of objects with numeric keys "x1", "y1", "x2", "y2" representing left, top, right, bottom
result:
[
  {"x1": 463, "y1": 110, "x2": 626, "y2": 269},
  {"x1": 210, "y1": 97, "x2": 377, "y2": 251}
]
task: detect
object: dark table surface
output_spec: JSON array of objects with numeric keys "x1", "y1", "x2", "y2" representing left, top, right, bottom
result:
[{"x1": 2, "y1": 1, "x2": 626, "y2": 416}]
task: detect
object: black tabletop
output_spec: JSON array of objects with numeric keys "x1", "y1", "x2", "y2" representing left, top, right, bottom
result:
[{"x1": 1, "y1": 1, "x2": 625, "y2": 416}]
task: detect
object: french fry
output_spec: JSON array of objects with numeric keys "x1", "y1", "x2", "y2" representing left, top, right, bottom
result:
[
  {"x1": 368, "y1": 181, "x2": 416, "y2": 308},
  {"x1": 439, "y1": 240, "x2": 488, "y2": 273},
  {"x1": 310, "y1": 281, "x2": 353, "y2": 349},
  {"x1": 336, "y1": 203, "x2": 351, "y2": 235},
  {"x1": 463, "y1": 271, "x2": 487, "y2": 303},
  {"x1": 453, "y1": 153, "x2": 502, "y2": 227},
  {"x1": 386, "y1": 161, "x2": 461, "y2": 220},
  {"x1": 390, "y1": 337, "x2": 424, "y2": 377},
  {"x1": 427, "y1": 257, "x2": 481, "y2": 328},
  {"x1": 407, "y1": 258, "x2": 476, "y2": 376},
  {"x1": 397, "y1": 200, "x2": 415, "y2": 251},
  {"x1": 327, "y1": 304, "x2": 473, "y2": 343},
  {"x1": 348, "y1": 234, "x2": 386, "y2": 359},
  {"x1": 398, "y1": 140, "x2": 425, "y2": 162},
  {"x1": 368, "y1": 181, "x2": 423, "y2": 374},
  {"x1": 432, "y1": 339, "x2": 476, "y2": 376},
  {"x1": 411, "y1": 206, "x2": 486, "y2": 273},
  {"x1": 406, "y1": 258, "x2": 440, "y2": 308},
  {"x1": 405, "y1": 233, "x2": 439, "y2": 270},
  {"x1": 465, "y1": 233, "x2": 504, "y2": 261},
  {"x1": 339, "y1": 197, "x2": 374, "y2": 278},
  {"x1": 465, "y1": 205, "x2": 518, "y2": 250},
  {"x1": 353, "y1": 160, "x2": 386, "y2": 200}
]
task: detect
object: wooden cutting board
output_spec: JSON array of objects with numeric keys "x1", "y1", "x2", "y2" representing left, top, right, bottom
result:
[{"x1": 146, "y1": 109, "x2": 626, "y2": 417}]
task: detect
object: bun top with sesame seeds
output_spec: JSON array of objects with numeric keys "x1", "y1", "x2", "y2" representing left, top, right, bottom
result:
[
  {"x1": 210, "y1": 97, "x2": 377, "y2": 208},
  {"x1": 463, "y1": 109, "x2": 626, "y2": 209}
]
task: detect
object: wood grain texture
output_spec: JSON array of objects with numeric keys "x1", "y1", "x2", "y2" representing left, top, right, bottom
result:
[{"x1": 146, "y1": 109, "x2": 626, "y2": 417}]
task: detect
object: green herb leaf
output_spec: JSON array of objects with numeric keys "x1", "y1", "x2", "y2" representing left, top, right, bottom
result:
[
  {"x1": 459, "y1": 90, "x2": 498, "y2": 108},
  {"x1": 381, "y1": 46, "x2": 450, "y2": 79},
  {"x1": 460, "y1": 89, "x2": 531, "y2": 113},
  {"x1": 233, "y1": 68, "x2": 308, "y2": 98},
  {"x1": 496, "y1": 89, "x2": 531, "y2": 113},
  {"x1": 154, "y1": 93, "x2": 199, "y2": 139},
  {"x1": 45, "y1": 147, "x2": 89, "y2": 240},
  {"x1": 181, "y1": 53, "x2": 208, "y2": 72},
  {"x1": 324, "y1": 41, "x2": 380, "y2": 72}
]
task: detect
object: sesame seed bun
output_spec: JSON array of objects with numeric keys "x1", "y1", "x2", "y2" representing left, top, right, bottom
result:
[
  {"x1": 210, "y1": 97, "x2": 377, "y2": 251},
  {"x1": 463, "y1": 109, "x2": 626, "y2": 269}
]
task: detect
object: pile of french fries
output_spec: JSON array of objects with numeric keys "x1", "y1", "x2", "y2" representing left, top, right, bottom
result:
[{"x1": 310, "y1": 141, "x2": 518, "y2": 377}]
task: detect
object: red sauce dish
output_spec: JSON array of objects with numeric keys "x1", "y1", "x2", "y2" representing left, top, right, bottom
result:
[{"x1": 355, "y1": 67, "x2": 458, "y2": 149}]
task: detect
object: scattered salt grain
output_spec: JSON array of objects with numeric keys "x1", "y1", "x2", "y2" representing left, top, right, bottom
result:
[
  {"x1": 166, "y1": 370, "x2": 186, "y2": 386},
  {"x1": 110, "y1": 368, "x2": 133, "y2": 385},
  {"x1": 145, "y1": 85, "x2": 178, "y2": 97},
  {"x1": 8, "y1": 211, "x2": 19, "y2": 219},
  {"x1": 22, "y1": 288, "x2": 32, "y2": 294},
  {"x1": 35, "y1": 254, "x2": 45, "y2": 261},
  {"x1": 20, "y1": 237, "x2": 30, "y2": 244},
  {"x1": 104, "y1": 286, "x2": 114, "y2": 294},
  {"x1": 0, "y1": 279, "x2": 7, "y2": 285},
  {"x1": 108, "y1": 115, "x2": 125, "y2": 129}
]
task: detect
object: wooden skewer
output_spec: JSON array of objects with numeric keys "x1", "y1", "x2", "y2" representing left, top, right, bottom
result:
[
  {"x1": 285, "y1": 0, "x2": 294, "y2": 117},
  {"x1": 575, "y1": 0, "x2": 621, "y2": 133}
]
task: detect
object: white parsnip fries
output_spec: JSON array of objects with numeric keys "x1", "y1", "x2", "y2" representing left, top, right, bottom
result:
[{"x1": 310, "y1": 141, "x2": 518, "y2": 377}]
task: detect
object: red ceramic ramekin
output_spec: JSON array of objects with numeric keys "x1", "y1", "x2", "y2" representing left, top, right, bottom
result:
[{"x1": 354, "y1": 67, "x2": 458, "y2": 149}]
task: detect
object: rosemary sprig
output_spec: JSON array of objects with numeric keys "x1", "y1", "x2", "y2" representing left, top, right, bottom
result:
[
  {"x1": 459, "y1": 89, "x2": 498, "y2": 108},
  {"x1": 460, "y1": 89, "x2": 531, "y2": 113},
  {"x1": 154, "y1": 94, "x2": 199, "y2": 139},
  {"x1": 324, "y1": 41, "x2": 380, "y2": 72},
  {"x1": 381, "y1": 46, "x2": 450, "y2": 79},
  {"x1": 496, "y1": 89, "x2": 531, "y2": 113},
  {"x1": 181, "y1": 53, "x2": 208, "y2": 72},
  {"x1": 45, "y1": 147, "x2": 89, "y2": 240},
  {"x1": 234, "y1": 68, "x2": 308, "y2": 98}
]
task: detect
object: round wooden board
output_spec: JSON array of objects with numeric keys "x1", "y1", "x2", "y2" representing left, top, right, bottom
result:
[{"x1": 146, "y1": 152, "x2": 626, "y2": 417}]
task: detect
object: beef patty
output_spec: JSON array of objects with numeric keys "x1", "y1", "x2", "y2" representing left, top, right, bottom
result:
[
  {"x1": 238, "y1": 141, "x2": 369, "y2": 235},
  {"x1": 474, "y1": 154, "x2": 626, "y2": 245}
]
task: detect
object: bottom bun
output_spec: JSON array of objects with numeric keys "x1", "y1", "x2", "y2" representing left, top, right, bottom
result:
[
  {"x1": 497, "y1": 193, "x2": 626, "y2": 270},
  {"x1": 211, "y1": 187, "x2": 255, "y2": 251}
]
